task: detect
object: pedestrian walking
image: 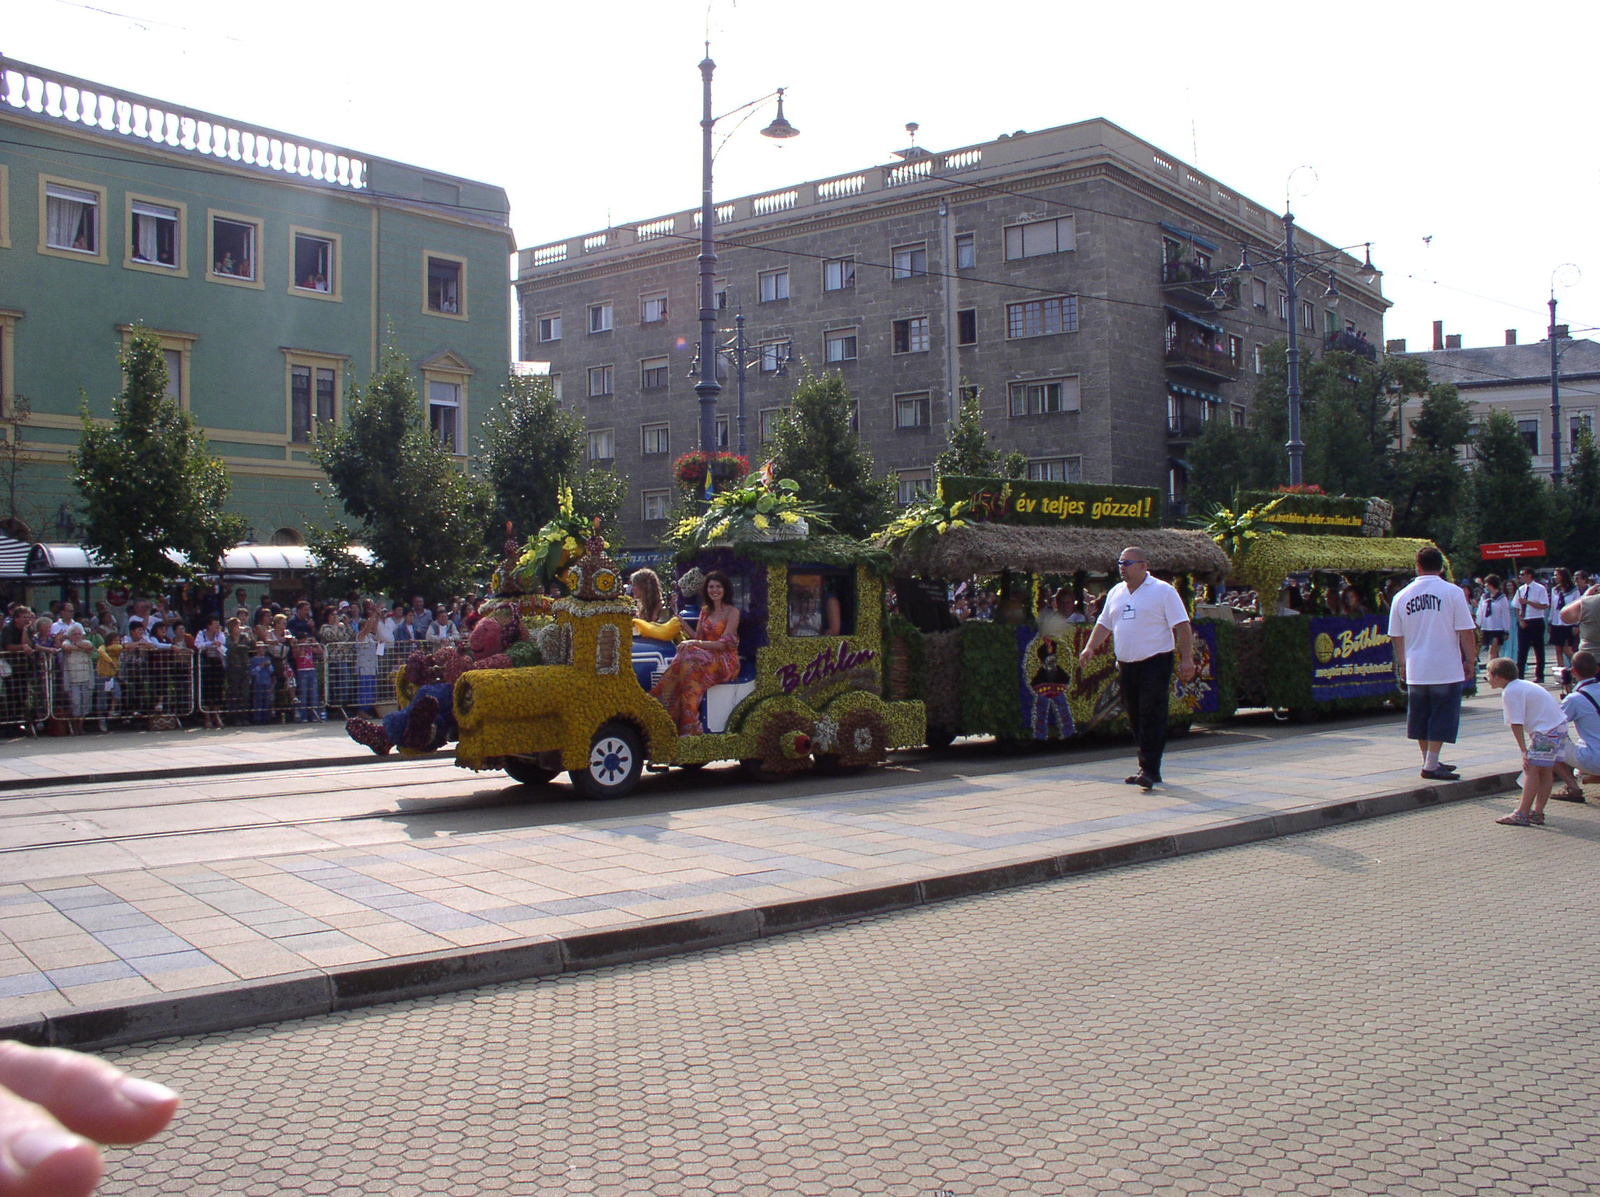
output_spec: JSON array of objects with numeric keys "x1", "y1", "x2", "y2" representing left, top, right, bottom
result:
[
  {"x1": 1387, "y1": 546, "x2": 1478, "y2": 780},
  {"x1": 1076, "y1": 546, "x2": 1197, "y2": 789},
  {"x1": 1475, "y1": 574, "x2": 1511, "y2": 666},
  {"x1": 1485, "y1": 657, "x2": 1568, "y2": 826},
  {"x1": 1513, "y1": 567, "x2": 1549, "y2": 682}
]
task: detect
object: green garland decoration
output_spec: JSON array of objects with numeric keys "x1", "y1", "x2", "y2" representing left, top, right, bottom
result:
[
  {"x1": 958, "y1": 620, "x2": 1026, "y2": 740},
  {"x1": 1195, "y1": 617, "x2": 1238, "y2": 722}
]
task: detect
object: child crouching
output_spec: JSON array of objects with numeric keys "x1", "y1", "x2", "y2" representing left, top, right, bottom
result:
[{"x1": 1485, "y1": 657, "x2": 1568, "y2": 826}]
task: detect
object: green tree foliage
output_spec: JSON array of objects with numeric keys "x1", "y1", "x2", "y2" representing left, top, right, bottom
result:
[
  {"x1": 311, "y1": 348, "x2": 490, "y2": 600},
  {"x1": 766, "y1": 370, "x2": 895, "y2": 538},
  {"x1": 474, "y1": 373, "x2": 625, "y2": 548},
  {"x1": 1555, "y1": 427, "x2": 1600, "y2": 565},
  {"x1": 1392, "y1": 381, "x2": 1474, "y2": 544},
  {"x1": 71, "y1": 329, "x2": 248, "y2": 594},
  {"x1": 934, "y1": 387, "x2": 1000, "y2": 479},
  {"x1": 1454, "y1": 409, "x2": 1554, "y2": 567}
]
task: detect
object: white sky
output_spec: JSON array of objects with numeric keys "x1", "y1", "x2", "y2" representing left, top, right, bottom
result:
[{"x1": 7, "y1": 0, "x2": 1598, "y2": 355}]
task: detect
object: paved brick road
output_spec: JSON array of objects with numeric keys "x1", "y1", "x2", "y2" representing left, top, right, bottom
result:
[{"x1": 93, "y1": 796, "x2": 1599, "y2": 1196}]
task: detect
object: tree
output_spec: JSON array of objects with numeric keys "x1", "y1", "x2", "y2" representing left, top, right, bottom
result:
[
  {"x1": 934, "y1": 387, "x2": 1000, "y2": 479},
  {"x1": 311, "y1": 347, "x2": 491, "y2": 600},
  {"x1": 71, "y1": 329, "x2": 248, "y2": 594},
  {"x1": 765, "y1": 370, "x2": 895, "y2": 538},
  {"x1": 1183, "y1": 419, "x2": 1282, "y2": 513},
  {"x1": 1555, "y1": 426, "x2": 1600, "y2": 565},
  {"x1": 475, "y1": 373, "x2": 625, "y2": 547},
  {"x1": 1455, "y1": 409, "x2": 1554, "y2": 568},
  {"x1": 1392, "y1": 381, "x2": 1473, "y2": 544},
  {"x1": 0, "y1": 393, "x2": 38, "y2": 533}
]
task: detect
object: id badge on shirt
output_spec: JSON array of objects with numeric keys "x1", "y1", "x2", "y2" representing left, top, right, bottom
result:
[{"x1": 1120, "y1": 604, "x2": 1137, "y2": 621}]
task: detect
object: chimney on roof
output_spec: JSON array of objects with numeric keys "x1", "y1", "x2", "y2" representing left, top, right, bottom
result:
[
  {"x1": 1554, "y1": 324, "x2": 1570, "y2": 340},
  {"x1": 1505, "y1": 329, "x2": 1517, "y2": 345},
  {"x1": 1445, "y1": 334, "x2": 1462, "y2": 349},
  {"x1": 1386, "y1": 338, "x2": 1407, "y2": 353},
  {"x1": 1432, "y1": 320, "x2": 1445, "y2": 351}
]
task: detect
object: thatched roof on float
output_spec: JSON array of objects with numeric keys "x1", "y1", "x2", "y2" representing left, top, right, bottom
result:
[
  {"x1": 1228, "y1": 534, "x2": 1440, "y2": 599},
  {"x1": 891, "y1": 524, "x2": 1230, "y2": 581}
]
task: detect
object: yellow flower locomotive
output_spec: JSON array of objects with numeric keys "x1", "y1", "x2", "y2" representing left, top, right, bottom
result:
[{"x1": 452, "y1": 534, "x2": 925, "y2": 798}]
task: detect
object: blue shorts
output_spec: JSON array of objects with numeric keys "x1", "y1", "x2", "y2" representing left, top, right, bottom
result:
[{"x1": 1406, "y1": 682, "x2": 1463, "y2": 743}]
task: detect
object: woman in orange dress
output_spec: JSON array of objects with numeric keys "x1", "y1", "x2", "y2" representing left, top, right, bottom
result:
[{"x1": 651, "y1": 571, "x2": 741, "y2": 735}]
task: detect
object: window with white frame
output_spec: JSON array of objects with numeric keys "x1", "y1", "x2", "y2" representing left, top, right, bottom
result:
[
  {"x1": 45, "y1": 183, "x2": 101, "y2": 254},
  {"x1": 893, "y1": 317, "x2": 930, "y2": 354},
  {"x1": 641, "y1": 356, "x2": 669, "y2": 389},
  {"x1": 428, "y1": 380, "x2": 462, "y2": 452},
  {"x1": 1004, "y1": 216, "x2": 1074, "y2": 260},
  {"x1": 211, "y1": 216, "x2": 258, "y2": 280},
  {"x1": 588, "y1": 364, "x2": 613, "y2": 397},
  {"x1": 129, "y1": 201, "x2": 179, "y2": 268},
  {"x1": 760, "y1": 340, "x2": 791, "y2": 374},
  {"x1": 537, "y1": 312, "x2": 561, "y2": 342},
  {"x1": 759, "y1": 268, "x2": 790, "y2": 302},
  {"x1": 1252, "y1": 278, "x2": 1268, "y2": 310},
  {"x1": 1252, "y1": 345, "x2": 1263, "y2": 374},
  {"x1": 641, "y1": 422, "x2": 670, "y2": 455},
  {"x1": 1300, "y1": 300, "x2": 1315, "y2": 331},
  {"x1": 642, "y1": 489, "x2": 672, "y2": 521},
  {"x1": 823, "y1": 257, "x2": 855, "y2": 291},
  {"x1": 891, "y1": 243, "x2": 927, "y2": 279},
  {"x1": 550, "y1": 373, "x2": 563, "y2": 402},
  {"x1": 714, "y1": 278, "x2": 728, "y2": 310},
  {"x1": 1228, "y1": 335, "x2": 1243, "y2": 367},
  {"x1": 641, "y1": 292, "x2": 668, "y2": 323},
  {"x1": 162, "y1": 349, "x2": 183, "y2": 403},
  {"x1": 955, "y1": 233, "x2": 975, "y2": 269},
  {"x1": 426, "y1": 256, "x2": 462, "y2": 313},
  {"x1": 588, "y1": 428, "x2": 615, "y2": 462},
  {"x1": 1279, "y1": 291, "x2": 1290, "y2": 321},
  {"x1": 588, "y1": 301, "x2": 613, "y2": 333},
  {"x1": 714, "y1": 415, "x2": 729, "y2": 448},
  {"x1": 824, "y1": 328, "x2": 857, "y2": 363},
  {"x1": 1006, "y1": 296, "x2": 1078, "y2": 338},
  {"x1": 896, "y1": 468, "x2": 934, "y2": 505},
  {"x1": 1232, "y1": 404, "x2": 1247, "y2": 428},
  {"x1": 1027, "y1": 457, "x2": 1082, "y2": 482},
  {"x1": 292, "y1": 232, "x2": 335, "y2": 293},
  {"x1": 895, "y1": 391, "x2": 931, "y2": 428},
  {"x1": 759, "y1": 407, "x2": 784, "y2": 444},
  {"x1": 1008, "y1": 377, "x2": 1080, "y2": 417}
]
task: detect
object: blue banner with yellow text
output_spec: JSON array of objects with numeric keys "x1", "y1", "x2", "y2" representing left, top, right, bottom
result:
[{"x1": 1310, "y1": 616, "x2": 1396, "y2": 700}]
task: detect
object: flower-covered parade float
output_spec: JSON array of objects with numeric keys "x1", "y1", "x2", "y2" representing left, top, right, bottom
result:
[{"x1": 417, "y1": 469, "x2": 926, "y2": 797}]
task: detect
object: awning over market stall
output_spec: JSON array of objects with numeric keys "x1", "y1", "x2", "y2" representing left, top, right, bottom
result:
[{"x1": 892, "y1": 524, "x2": 1230, "y2": 582}]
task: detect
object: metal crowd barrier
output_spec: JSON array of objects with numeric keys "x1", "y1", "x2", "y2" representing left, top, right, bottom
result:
[
  {"x1": 194, "y1": 638, "x2": 331, "y2": 724},
  {"x1": 0, "y1": 647, "x2": 53, "y2": 732},
  {"x1": 108, "y1": 644, "x2": 196, "y2": 724}
]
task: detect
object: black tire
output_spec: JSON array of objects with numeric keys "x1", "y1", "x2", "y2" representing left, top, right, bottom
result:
[
  {"x1": 503, "y1": 757, "x2": 558, "y2": 786},
  {"x1": 923, "y1": 727, "x2": 957, "y2": 752},
  {"x1": 570, "y1": 722, "x2": 645, "y2": 799},
  {"x1": 811, "y1": 753, "x2": 865, "y2": 777}
]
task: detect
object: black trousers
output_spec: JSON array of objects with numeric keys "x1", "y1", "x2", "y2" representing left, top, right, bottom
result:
[
  {"x1": 1517, "y1": 619, "x2": 1546, "y2": 681},
  {"x1": 1119, "y1": 652, "x2": 1174, "y2": 778}
]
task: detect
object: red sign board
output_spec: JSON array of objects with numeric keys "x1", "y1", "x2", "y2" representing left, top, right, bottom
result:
[{"x1": 1480, "y1": 541, "x2": 1546, "y2": 560}]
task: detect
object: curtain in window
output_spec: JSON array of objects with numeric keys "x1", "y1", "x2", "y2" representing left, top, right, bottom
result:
[{"x1": 47, "y1": 187, "x2": 97, "y2": 251}]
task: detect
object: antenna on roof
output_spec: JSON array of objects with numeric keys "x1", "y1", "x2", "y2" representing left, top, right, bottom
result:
[{"x1": 893, "y1": 121, "x2": 931, "y2": 161}]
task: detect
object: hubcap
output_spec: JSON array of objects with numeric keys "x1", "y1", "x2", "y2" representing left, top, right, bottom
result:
[{"x1": 589, "y1": 737, "x2": 632, "y2": 785}]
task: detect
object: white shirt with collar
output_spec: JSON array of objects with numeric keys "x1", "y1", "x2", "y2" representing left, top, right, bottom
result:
[
  {"x1": 1515, "y1": 580, "x2": 1550, "y2": 620},
  {"x1": 1094, "y1": 575, "x2": 1191, "y2": 663}
]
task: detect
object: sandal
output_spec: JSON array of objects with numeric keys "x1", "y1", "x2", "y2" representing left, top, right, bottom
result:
[
  {"x1": 1529, "y1": 811, "x2": 1546, "y2": 826},
  {"x1": 1496, "y1": 812, "x2": 1532, "y2": 827}
]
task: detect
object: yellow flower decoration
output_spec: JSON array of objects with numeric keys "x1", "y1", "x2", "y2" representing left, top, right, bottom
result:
[{"x1": 753, "y1": 514, "x2": 770, "y2": 530}]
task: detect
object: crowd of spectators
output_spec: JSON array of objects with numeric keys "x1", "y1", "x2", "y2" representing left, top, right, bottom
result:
[{"x1": 0, "y1": 585, "x2": 489, "y2": 736}]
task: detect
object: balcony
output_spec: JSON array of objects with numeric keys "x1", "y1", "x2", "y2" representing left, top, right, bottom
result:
[
  {"x1": 1166, "y1": 413, "x2": 1208, "y2": 441},
  {"x1": 1323, "y1": 330, "x2": 1378, "y2": 361},
  {"x1": 1160, "y1": 262, "x2": 1239, "y2": 310},
  {"x1": 1164, "y1": 339, "x2": 1239, "y2": 382}
]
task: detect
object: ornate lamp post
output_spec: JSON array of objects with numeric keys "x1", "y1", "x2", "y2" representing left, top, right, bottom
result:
[
  {"x1": 696, "y1": 47, "x2": 798, "y2": 454},
  {"x1": 1548, "y1": 263, "x2": 1580, "y2": 483}
]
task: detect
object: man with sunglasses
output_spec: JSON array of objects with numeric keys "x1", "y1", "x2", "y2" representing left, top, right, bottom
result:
[{"x1": 1078, "y1": 547, "x2": 1197, "y2": 789}]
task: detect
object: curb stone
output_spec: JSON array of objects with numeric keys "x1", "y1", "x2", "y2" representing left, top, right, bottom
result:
[
  {"x1": 0, "y1": 768, "x2": 1520, "y2": 1051},
  {"x1": 0, "y1": 754, "x2": 412, "y2": 793}
]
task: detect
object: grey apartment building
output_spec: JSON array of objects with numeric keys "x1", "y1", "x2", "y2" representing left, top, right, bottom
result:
[{"x1": 516, "y1": 118, "x2": 1387, "y2": 553}]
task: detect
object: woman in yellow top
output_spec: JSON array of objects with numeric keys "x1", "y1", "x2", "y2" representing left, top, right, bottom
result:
[{"x1": 629, "y1": 569, "x2": 685, "y2": 643}]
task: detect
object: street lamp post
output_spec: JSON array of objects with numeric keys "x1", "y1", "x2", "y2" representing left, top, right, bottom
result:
[
  {"x1": 1548, "y1": 264, "x2": 1581, "y2": 484},
  {"x1": 695, "y1": 48, "x2": 797, "y2": 455}
]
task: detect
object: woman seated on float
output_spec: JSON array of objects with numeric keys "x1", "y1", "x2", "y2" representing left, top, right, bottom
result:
[
  {"x1": 788, "y1": 573, "x2": 842, "y2": 638},
  {"x1": 629, "y1": 569, "x2": 685, "y2": 643},
  {"x1": 650, "y1": 571, "x2": 741, "y2": 735}
]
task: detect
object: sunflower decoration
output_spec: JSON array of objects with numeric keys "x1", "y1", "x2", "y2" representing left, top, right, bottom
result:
[
  {"x1": 518, "y1": 484, "x2": 600, "y2": 590},
  {"x1": 670, "y1": 462, "x2": 827, "y2": 552},
  {"x1": 876, "y1": 493, "x2": 975, "y2": 555}
]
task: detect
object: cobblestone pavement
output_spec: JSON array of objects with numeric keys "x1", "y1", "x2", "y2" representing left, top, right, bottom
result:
[
  {"x1": 0, "y1": 701, "x2": 1524, "y2": 1025},
  {"x1": 94, "y1": 797, "x2": 1600, "y2": 1196}
]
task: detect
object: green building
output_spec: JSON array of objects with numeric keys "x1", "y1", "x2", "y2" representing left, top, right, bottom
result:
[{"x1": 0, "y1": 57, "x2": 514, "y2": 547}]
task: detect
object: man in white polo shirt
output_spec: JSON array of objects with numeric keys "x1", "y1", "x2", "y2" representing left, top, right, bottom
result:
[
  {"x1": 1388, "y1": 546, "x2": 1478, "y2": 780},
  {"x1": 1078, "y1": 546, "x2": 1196, "y2": 789}
]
